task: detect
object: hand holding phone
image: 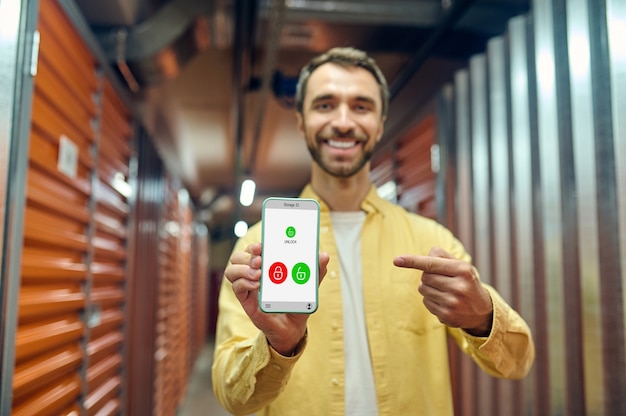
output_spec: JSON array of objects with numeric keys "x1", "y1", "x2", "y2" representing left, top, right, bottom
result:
[
  {"x1": 259, "y1": 197, "x2": 320, "y2": 314},
  {"x1": 224, "y1": 238, "x2": 328, "y2": 354}
]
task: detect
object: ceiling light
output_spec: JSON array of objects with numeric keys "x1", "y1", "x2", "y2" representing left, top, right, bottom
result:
[
  {"x1": 239, "y1": 179, "x2": 256, "y2": 207},
  {"x1": 234, "y1": 221, "x2": 248, "y2": 238}
]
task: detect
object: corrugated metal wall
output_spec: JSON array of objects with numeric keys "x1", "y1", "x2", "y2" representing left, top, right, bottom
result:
[
  {"x1": 191, "y1": 223, "x2": 209, "y2": 359},
  {"x1": 396, "y1": 115, "x2": 438, "y2": 218},
  {"x1": 8, "y1": 1, "x2": 134, "y2": 414},
  {"x1": 85, "y1": 78, "x2": 133, "y2": 415},
  {"x1": 154, "y1": 180, "x2": 192, "y2": 415},
  {"x1": 126, "y1": 128, "x2": 209, "y2": 415},
  {"x1": 0, "y1": 0, "x2": 38, "y2": 412},
  {"x1": 371, "y1": 115, "x2": 437, "y2": 220},
  {"x1": 2, "y1": 1, "x2": 211, "y2": 414},
  {"x1": 436, "y1": 0, "x2": 625, "y2": 414},
  {"x1": 126, "y1": 127, "x2": 165, "y2": 415},
  {"x1": 12, "y1": 0, "x2": 99, "y2": 413}
]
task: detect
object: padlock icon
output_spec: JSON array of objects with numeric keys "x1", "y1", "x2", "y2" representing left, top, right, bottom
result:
[
  {"x1": 296, "y1": 267, "x2": 306, "y2": 281},
  {"x1": 269, "y1": 262, "x2": 287, "y2": 284},
  {"x1": 291, "y1": 262, "x2": 310, "y2": 284}
]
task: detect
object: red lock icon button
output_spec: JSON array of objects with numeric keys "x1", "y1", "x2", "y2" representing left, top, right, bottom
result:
[{"x1": 268, "y1": 262, "x2": 288, "y2": 284}]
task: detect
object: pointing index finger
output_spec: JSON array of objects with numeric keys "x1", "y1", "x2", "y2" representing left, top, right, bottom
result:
[
  {"x1": 393, "y1": 255, "x2": 447, "y2": 274},
  {"x1": 393, "y1": 255, "x2": 467, "y2": 277}
]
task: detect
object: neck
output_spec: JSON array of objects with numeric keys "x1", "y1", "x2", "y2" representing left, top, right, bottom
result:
[{"x1": 310, "y1": 164, "x2": 372, "y2": 212}]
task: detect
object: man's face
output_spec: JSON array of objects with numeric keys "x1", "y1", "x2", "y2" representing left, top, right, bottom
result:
[{"x1": 296, "y1": 63, "x2": 386, "y2": 178}]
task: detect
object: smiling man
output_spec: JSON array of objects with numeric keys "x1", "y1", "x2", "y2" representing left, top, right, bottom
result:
[
  {"x1": 212, "y1": 47, "x2": 535, "y2": 416},
  {"x1": 299, "y1": 60, "x2": 384, "y2": 180}
]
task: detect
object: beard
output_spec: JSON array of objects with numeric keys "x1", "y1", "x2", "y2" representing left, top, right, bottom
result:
[{"x1": 306, "y1": 130, "x2": 374, "y2": 178}]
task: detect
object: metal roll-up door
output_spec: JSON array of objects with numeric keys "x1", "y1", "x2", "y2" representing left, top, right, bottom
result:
[
  {"x1": 153, "y1": 181, "x2": 194, "y2": 415},
  {"x1": 84, "y1": 79, "x2": 132, "y2": 416},
  {"x1": 370, "y1": 148, "x2": 396, "y2": 202},
  {"x1": 155, "y1": 181, "x2": 175, "y2": 415},
  {"x1": 395, "y1": 115, "x2": 437, "y2": 218},
  {"x1": 11, "y1": 0, "x2": 98, "y2": 414},
  {"x1": 190, "y1": 224, "x2": 209, "y2": 360},
  {"x1": 176, "y1": 203, "x2": 192, "y2": 404}
]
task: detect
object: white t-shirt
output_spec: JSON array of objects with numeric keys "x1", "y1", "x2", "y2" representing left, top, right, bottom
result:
[{"x1": 330, "y1": 211, "x2": 378, "y2": 416}]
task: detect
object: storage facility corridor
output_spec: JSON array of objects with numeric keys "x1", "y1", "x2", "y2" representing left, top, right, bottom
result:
[{"x1": 177, "y1": 339, "x2": 229, "y2": 416}]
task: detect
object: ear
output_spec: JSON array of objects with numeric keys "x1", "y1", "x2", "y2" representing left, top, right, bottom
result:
[
  {"x1": 374, "y1": 115, "x2": 387, "y2": 144},
  {"x1": 295, "y1": 112, "x2": 305, "y2": 135}
]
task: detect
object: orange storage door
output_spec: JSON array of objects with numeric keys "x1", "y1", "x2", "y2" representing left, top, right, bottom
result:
[
  {"x1": 84, "y1": 79, "x2": 132, "y2": 416},
  {"x1": 395, "y1": 115, "x2": 437, "y2": 218},
  {"x1": 11, "y1": 0, "x2": 97, "y2": 414},
  {"x1": 190, "y1": 225, "x2": 209, "y2": 362},
  {"x1": 372, "y1": 115, "x2": 437, "y2": 218},
  {"x1": 154, "y1": 182, "x2": 193, "y2": 415}
]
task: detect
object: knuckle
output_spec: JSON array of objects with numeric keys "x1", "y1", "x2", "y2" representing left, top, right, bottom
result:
[
  {"x1": 447, "y1": 296, "x2": 461, "y2": 310},
  {"x1": 457, "y1": 264, "x2": 474, "y2": 280},
  {"x1": 428, "y1": 246, "x2": 443, "y2": 256},
  {"x1": 470, "y1": 266, "x2": 480, "y2": 281}
]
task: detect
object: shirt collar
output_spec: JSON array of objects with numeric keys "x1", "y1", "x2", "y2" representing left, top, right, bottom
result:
[{"x1": 298, "y1": 183, "x2": 388, "y2": 216}]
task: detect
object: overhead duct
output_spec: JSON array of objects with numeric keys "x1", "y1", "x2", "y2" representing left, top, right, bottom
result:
[
  {"x1": 92, "y1": 0, "x2": 217, "y2": 89},
  {"x1": 259, "y1": 0, "x2": 528, "y2": 35},
  {"x1": 247, "y1": 0, "x2": 287, "y2": 173}
]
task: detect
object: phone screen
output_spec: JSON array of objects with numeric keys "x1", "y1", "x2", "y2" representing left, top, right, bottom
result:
[{"x1": 260, "y1": 197, "x2": 320, "y2": 313}]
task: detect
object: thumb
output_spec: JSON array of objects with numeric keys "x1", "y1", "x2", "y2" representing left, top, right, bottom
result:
[{"x1": 318, "y1": 252, "x2": 330, "y2": 286}]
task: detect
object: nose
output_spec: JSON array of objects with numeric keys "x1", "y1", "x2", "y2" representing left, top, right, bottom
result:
[{"x1": 330, "y1": 104, "x2": 356, "y2": 133}]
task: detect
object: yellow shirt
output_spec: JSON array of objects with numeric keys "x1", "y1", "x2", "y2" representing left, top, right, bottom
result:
[{"x1": 212, "y1": 185, "x2": 535, "y2": 416}]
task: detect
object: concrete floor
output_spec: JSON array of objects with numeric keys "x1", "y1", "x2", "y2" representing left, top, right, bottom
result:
[{"x1": 178, "y1": 338, "x2": 232, "y2": 416}]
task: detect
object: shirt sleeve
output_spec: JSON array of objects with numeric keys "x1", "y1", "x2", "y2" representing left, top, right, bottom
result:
[
  {"x1": 449, "y1": 284, "x2": 535, "y2": 379},
  {"x1": 211, "y1": 232, "x2": 306, "y2": 415},
  {"x1": 427, "y1": 217, "x2": 535, "y2": 379}
]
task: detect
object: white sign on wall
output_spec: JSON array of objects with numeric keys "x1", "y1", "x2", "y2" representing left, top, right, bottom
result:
[{"x1": 57, "y1": 134, "x2": 78, "y2": 179}]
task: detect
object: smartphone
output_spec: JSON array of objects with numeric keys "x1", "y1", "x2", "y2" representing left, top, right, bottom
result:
[{"x1": 259, "y1": 197, "x2": 320, "y2": 313}]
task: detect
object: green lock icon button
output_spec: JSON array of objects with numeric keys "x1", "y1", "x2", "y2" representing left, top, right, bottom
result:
[{"x1": 292, "y1": 262, "x2": 311, "y2": 284}]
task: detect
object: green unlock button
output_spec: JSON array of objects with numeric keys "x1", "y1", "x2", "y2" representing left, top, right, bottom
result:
[{"x1": 292, "y1": 262, "x2": 311, "y2": 284}]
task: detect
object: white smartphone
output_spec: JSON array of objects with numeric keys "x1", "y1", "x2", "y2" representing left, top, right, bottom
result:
[{"x1": 259, "y1": 197, "x2": 320, "y2": 313}]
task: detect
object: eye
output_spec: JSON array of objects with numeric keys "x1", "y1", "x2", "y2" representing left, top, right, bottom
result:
[
  {"x1": 354, "y1": 103, "x2": 373, "y2": 113},
  {"x1": 314, "y1": 102, "x2": 333, "y2": 111}
]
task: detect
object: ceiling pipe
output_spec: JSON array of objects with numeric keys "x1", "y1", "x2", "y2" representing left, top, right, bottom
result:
[
  {"x1": 277, "y1": 0, "x2": 441, "y2": 26},
  {"x1": 247, "y1": 0, "x2": 287, "y2": 174},
  {"x1": 92, "y1": 0, "x2": 215, "y2": 89},
  {"x1": 114, "y1": 28, "x2": 141, "y2": 92},
  {"x1": 96, "y1": 0, "x2": 214, "y2": 61},
  {"x1": 230, "y1": 0, "x2": 258, "y2": 235},
  {"x1": 388, "y1": 0, "x2": 478, "y2": 100}
]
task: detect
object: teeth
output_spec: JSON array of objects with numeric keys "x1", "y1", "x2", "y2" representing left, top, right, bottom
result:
[{"x1": 328, "y1": 140, "x2": 357, "y2": 149}]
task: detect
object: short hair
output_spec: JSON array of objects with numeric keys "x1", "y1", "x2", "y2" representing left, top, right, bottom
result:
[{"x1": 295, "y1": 47, "x2": 389, "y2": 117}]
